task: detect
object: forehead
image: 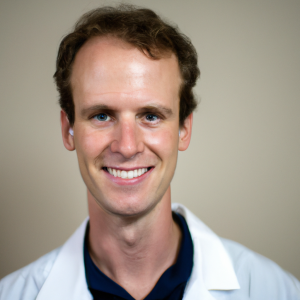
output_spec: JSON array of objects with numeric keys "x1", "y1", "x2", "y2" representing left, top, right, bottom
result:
[{"x1": 70, "y1": 36, "x2": 182, "y2": 110}]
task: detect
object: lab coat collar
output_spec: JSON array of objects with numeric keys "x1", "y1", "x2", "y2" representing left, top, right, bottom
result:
[
  {"x1": 36, "y1": 218, "x2": 92, "y2": 300},
  {"x1": 36, "y1": 204, "x2": 239, "y2": 300},
  {"x1": 172, "y1": 203, "x2": 240, "y2": 298}
]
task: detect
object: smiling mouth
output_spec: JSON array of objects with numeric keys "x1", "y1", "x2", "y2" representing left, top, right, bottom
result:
[{"x1": 103, "y1": 167, "x2": 152, "y2": 179}]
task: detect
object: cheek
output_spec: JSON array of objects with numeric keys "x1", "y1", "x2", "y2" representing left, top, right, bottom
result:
[
  {"x1": 75, "y1": 129, "x2": 110, "y2": 162},
  {"x1": 145, "y1": 128, "x2": 178, "y2": 161}
]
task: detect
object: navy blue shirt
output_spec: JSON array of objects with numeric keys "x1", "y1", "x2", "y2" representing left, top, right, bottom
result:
[{"x1": 84, "y1": 213, "x2": 193, "y2": 300}]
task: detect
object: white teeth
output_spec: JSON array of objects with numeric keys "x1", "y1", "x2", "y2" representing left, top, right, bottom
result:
[
  {"x1": 106, "y1": 167, "x2": 149, "y2": 179},
  {"x1": 128, "y1": 171, "x2": 134, "y2": 179}
]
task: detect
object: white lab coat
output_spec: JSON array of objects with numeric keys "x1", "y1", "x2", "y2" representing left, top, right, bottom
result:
[{"x1": 1, "y1": 203, "x2": 299, "y2": 300}]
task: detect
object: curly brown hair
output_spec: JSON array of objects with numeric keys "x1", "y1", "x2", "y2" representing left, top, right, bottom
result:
[{"x1": 53, "y1": 4, "x2": 200, "y2": 127}]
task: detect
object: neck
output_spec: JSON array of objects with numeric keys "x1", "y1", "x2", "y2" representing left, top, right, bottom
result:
[{"x1": 87, "y1": 187, "x2": 182, "y2": 300}]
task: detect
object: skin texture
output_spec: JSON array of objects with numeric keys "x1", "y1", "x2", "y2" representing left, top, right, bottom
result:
[{"x1": 61, "y1": 36, "x2": 193, "y2": 299}]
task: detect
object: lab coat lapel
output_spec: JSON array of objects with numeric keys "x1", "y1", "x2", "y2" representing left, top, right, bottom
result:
[
  {"x1": 182, "y1": 238, "x2": 217, "y2": 300},
  {"x1": 172, "y1": 203, "x2": 240, "y2": 300},
  {"x1": 36, "y1": 204, "x2": 240, "y2": 300},
  {"x1": 36, "y1": 218, "x2": 92, "y2": 300}
]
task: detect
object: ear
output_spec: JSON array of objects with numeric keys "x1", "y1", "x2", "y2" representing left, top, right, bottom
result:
[
  {"x1": 178, "y1": 113, "x2": 193, "y2": 151},
  {"x1": 60, "y1": 110, "x2": 75, "y2": 151}
]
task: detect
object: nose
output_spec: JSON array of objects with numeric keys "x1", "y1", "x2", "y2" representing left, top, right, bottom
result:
[{"x1": 110, "y1": 119, "x2": 144, "y2": 159}]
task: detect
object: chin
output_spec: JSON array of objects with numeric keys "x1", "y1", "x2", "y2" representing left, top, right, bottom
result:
[{"x1": 101, "y1": 195, "x2": 158, "y2": 218}]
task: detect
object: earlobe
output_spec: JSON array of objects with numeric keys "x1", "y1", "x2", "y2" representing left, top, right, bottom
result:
[
  {"x1": 178, "y1": 113, "x2": 193, "y2": 151},
  {"x1": 60, "y1": 110, "x2": 75, "y2": 151}
]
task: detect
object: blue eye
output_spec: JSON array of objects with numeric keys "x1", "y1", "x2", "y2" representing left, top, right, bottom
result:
[
  {"x1": 94, "y1": 113, "x2": 111, "y2": 121},
  {"x1": 146, "y1": 114, "x2": 158, "y2": 122}
]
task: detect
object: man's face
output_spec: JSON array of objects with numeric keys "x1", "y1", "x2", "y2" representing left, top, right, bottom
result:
[{"x1": 62, "y1": 36, "x2": 192, "y2": 216}]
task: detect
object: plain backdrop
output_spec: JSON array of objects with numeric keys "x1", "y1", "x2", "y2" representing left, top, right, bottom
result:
[{"x1": 0, "y1": 0, "x2": 299, "y2": 280}]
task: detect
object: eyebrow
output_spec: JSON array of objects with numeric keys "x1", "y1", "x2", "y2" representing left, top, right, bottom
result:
[
  {"x1": 80, "y1": 104, "x2": 173, "y2": 118},
  {"x1": 81, "y1": 104, "x2": 110, "y2": 118},
  {"x1": 137, "y1": 105, "x2": 173, "y2": 116}
]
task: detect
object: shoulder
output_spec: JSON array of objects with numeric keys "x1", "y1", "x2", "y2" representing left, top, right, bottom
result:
[
  {"x1": 0, "y1": 247, "x2": 61, "y2": 300},
  {"x1": 220, "y1": 238, "x2": 300, "y2": 299}
]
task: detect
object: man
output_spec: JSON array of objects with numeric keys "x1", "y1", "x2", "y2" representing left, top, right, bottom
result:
[{"x1": 0, "y1": 4, "x2": 299, "y2": 300}]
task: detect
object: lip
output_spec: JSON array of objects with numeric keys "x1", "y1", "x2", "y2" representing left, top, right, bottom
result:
[
  {"x1": 103, "y1": 167, "x2": 154, "y2": 186},
  {"x1": 105, "y1": 166, "x2": 150, "y2": 171}
]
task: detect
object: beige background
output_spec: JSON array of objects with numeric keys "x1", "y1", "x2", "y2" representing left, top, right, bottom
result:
[{"x1": 0, "y1": 0, "x2": 299, "y2": 281}]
